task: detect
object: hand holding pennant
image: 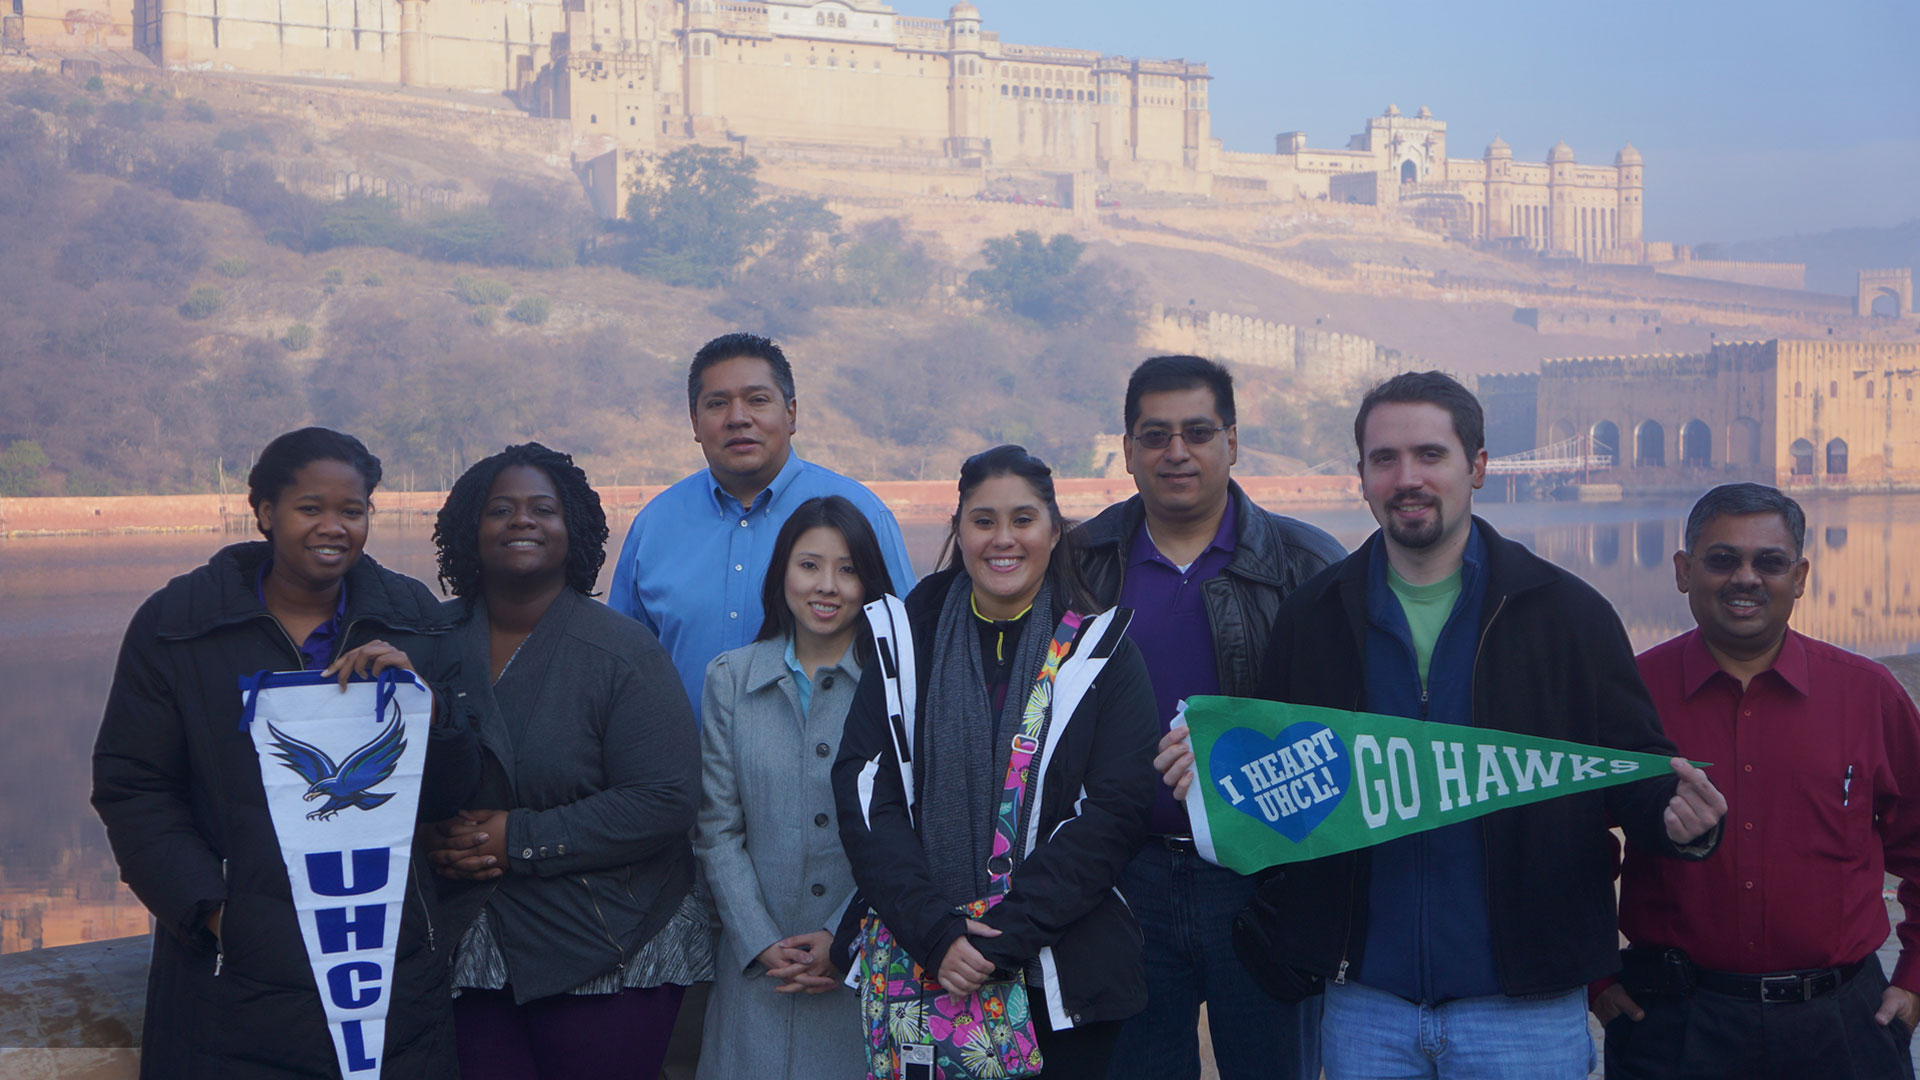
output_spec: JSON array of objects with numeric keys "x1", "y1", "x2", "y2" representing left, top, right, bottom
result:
[{"x1": 1175, "y1": 696, "x2": 1712, "y2": 876}]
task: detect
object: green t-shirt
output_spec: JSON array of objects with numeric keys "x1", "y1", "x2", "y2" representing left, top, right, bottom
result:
[{"x1": 1388, "y1": 565, "x2": 1464, "y2": 689}]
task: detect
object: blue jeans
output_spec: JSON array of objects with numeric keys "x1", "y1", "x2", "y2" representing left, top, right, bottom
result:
[
  {"x1": 1108, "y1": 842, "x2": 1321, "y2": 1080},
  {"x1": 1322, "y1": 978, "x2": 1594, "y2": 1080}
]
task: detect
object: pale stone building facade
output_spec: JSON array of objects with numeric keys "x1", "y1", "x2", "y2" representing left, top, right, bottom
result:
[
  {"x1": 1215, "y1": 105, "x2": 1646, "y2": 261},
  {"x1": 1537, "y1": 339, "x2": 1920, "y2": 491}
]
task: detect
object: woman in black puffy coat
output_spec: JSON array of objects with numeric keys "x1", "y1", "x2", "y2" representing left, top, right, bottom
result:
[{"x1": 91, "y1": 427, "x2": 480, "y2": 1078}]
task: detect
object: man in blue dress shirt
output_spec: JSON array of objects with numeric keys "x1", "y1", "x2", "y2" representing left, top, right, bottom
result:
[{"x1": 608, "y1": 332, "x2": 915, "y2": 721}]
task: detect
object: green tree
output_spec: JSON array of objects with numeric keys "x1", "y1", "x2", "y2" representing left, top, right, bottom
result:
[
  {"x1": 619, "y1": 146, "x2": 770, "y2": 287},
  {"x1": 0, "y1": 441, "x2": 51, "y2": 496},
  {"x1": 834, "y1": 218, "x2": 936, "y2": 307},
  {"x1": 966, "y1": 230, "x2": 1139, "y2": 332}
]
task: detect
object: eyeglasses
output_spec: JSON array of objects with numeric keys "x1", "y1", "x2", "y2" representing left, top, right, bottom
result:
[
  {"x1": 1698, "y1": 550, "x2": 1798, "y2": 576},
  {"x1": 1133, "y1": 424, "x2": 1227, "y2": 450}
]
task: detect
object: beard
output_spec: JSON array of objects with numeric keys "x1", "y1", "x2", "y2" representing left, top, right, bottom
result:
[{"x1": 1385, "y1": 497, "x2": 1444, "y2": 549}]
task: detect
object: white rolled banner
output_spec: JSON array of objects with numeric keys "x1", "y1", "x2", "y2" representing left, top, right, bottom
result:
[{"x1": 242, "y1": 668, "x2": 432, "y2": 1080}]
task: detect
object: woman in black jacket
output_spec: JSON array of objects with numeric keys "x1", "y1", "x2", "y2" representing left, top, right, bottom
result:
[
  {"x1": 422, "y1": 442, "x2": 704, "y2": 1080},
  {"x1": 832, "y1": 445, "x2": 1159, "y2": 1079},
  {"x1": 90, "y1": 426, "x2": 481, "y2": 1079}
]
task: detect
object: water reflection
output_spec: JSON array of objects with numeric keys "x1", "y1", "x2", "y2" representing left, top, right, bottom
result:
[{"x1": 4, "y1": 496, "x2": 1917, "y2": 954}]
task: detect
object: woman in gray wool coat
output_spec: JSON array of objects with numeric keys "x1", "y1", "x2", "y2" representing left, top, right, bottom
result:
[{"x1": 694, "y1": 495, "x2": 900, "y2": 1079}]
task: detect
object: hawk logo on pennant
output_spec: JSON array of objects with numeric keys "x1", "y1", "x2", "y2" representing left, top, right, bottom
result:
[{"x1": 266, "y1": 717, "x2": 408, "y2": 821}]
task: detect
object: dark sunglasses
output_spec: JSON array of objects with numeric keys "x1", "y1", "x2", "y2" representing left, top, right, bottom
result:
[
  {"x1": 1698, "y1": 550, "x2": 1798, "y2": 576},
  {"x1": 1133, "y1": 424, "x2": 1227, "y2": 450}
]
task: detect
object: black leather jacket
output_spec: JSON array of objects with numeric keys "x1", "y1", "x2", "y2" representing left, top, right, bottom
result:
[{"x1": 1073, "y1": 482, "x2": 1345, "y2": 697}]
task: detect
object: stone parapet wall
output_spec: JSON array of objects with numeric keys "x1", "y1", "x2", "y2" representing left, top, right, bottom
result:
[
  {"x1": 1652, "y1": 257, "x2": 1806, "y2": 291},
  {"x1": 1146, "y1": 305, "x2": 1426, "y2": 390}
]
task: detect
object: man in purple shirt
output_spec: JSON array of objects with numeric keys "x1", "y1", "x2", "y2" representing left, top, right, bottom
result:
[{"x1": 1075, "y1": 355, "x2": 1344, "y2": 1080}]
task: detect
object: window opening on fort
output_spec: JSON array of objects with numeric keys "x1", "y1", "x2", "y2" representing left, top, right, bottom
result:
[
  {"x1": 1832, "y1": 381, "x2": 1840, "y2": 397},
  {"x1": 1868, "y1": 380, "x2": 1876, "y2": 399},
  {"x1": 1680, "y1": 420, "x2": 1711, "y2": 469},
  {"x1": 1791, "y1": 439, "x2": 1816, "y2": 476},
  {"x1": 1591, "y1": 420, "x2": 1619, "y2": 464},
  {"x1": 1827, "y1": 439, "x2": 1849, "y2": 475},
  {"x1": 1634, "y1": 420, "x2": 1665, "y2": 468}
]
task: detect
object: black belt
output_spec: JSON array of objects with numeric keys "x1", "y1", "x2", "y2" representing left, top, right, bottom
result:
[
  {"x1": 1693, "y1": 957, "x2": 1871, "y2": 1003},
  {"x1": 1623, "y1": 947, "x2": 1871, "y2": 1004},
  {"x1": 1154, "y1": 834, "x2": 1198, "y2": 852}
]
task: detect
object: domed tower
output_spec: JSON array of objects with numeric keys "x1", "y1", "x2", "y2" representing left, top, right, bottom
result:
[
  {"x1": 1484, "y1": 135, "x2": 1512, "y2": 241},
  {"x1": 686, "y1": 0, "x2": 720, "y2": 130},
  {"x1": 398, "y1": 0, "x2": 427, "y2": 84},
  {"x1": 1547, "y1": 140, "x2": 1575, "y2": 256},
  {"x1": 1615, "y1": 143, "x2": 1644, "y2": 253},
  {"x1": 946, "y1": 1, "x2": 987, "y2": 158}
]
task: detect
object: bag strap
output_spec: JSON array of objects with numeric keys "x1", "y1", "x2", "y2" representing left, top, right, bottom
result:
[
  {"x1": 864, "y1": 595, "x2": 918, "y2": 827},
  {"x1": 985, "y1": 611, "x2": 1083, "y2": 900}
]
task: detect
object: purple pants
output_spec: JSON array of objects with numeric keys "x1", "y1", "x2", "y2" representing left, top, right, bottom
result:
[{"x1": 454, "y1": 984, "x2": 686, "y2": 1080}]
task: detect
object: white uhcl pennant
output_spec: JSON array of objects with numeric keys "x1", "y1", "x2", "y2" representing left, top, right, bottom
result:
[{"x1": 242, "y1": 668, "x2": 432, "y2": 1079}]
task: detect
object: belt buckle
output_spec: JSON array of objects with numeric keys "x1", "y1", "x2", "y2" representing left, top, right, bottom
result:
[{"x1": 1760, "y1": 973, "x2": 1811, "y2": 1003}]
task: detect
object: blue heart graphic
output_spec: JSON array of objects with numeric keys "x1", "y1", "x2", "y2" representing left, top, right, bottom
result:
[{"x1": 1208, "y1": 722, "x2": 1351, "y2": 843}]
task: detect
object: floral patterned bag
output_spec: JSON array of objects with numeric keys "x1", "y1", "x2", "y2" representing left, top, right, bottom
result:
[
  {"x1": 854, "y1": 613, "x2": 1084, "y2": 1080},
  {"x1": 856, "y1": 902, "x2": 1041, "y2": 1080}
]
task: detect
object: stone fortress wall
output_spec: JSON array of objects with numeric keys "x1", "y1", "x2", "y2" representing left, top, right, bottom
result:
[
  {"x1": 1538, "y1": 338, "x2": 1920, "y2": 492},
  {"x1": 1143, "y1": 303, "x2": 1429, "y2": 392}
]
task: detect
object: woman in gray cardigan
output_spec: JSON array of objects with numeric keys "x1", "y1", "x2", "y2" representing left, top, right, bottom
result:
[
  {"x1": 424, "y1": 443, "x2": 706, "y2": 1080},
  {"x1": 695, "y1": 496, "x2": 899, "y2": 1080}
]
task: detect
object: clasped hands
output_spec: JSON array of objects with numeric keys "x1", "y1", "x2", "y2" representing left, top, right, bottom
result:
[
  {"x1": 758, "y1": 930, "x2": 841, "y2": 995},
  {"x1": 425, "y1": 810, "x2": 510, "y2": 881}
]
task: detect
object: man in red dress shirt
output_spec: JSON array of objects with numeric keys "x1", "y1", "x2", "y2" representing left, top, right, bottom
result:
[{"x1": 1598, "y1": 483, "x2": 1920, "y2": 1078}]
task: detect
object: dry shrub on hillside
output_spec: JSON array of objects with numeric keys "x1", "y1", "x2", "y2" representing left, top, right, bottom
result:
[
  {"x1": 827, "y1": 316, "x2": 1116, "y2": 477},
  {"x1": 310, "y1": 295, "x2": 686, "y2": 487}
]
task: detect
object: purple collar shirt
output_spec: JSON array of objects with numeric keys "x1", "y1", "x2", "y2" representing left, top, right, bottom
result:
[
  {"x1": 1116, "y1": 498, "x2": 1237, "y2": 836},
  {"x1": 256, "y1": 561, "x2": 348, "y2": 672}
]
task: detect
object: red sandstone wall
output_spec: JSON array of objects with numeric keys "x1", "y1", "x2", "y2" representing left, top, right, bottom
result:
[{"x1": 1, "y1": 477, "x2": 1359, "y2": 537}]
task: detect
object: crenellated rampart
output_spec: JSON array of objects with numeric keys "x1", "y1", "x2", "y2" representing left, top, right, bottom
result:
[{"x1": 1146, "y1": 304, "x2": 1427, "y2": 389}]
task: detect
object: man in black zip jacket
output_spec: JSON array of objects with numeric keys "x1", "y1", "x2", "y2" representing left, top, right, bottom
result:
[
  {"x1": 1183, "y1": 372, "x2": 1727, "y2": 1079},
  {"x1": 1075, "y1": 355, "x2": 1342, "y2": 1080}
]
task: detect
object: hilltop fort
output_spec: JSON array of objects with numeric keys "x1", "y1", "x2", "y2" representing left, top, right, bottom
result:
[{"x1": 15, "y1": 0, "x2": 1658, "y2": 263}]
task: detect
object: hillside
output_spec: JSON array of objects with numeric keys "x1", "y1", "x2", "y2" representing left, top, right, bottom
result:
[{"x1": 2, "y1": 64, "x2": 1898, "y2": 498}]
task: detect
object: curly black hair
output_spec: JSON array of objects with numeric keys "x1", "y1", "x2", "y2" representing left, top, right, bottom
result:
[{"x1": 433, "y1": 442, "x2": 610, "y2": 598}]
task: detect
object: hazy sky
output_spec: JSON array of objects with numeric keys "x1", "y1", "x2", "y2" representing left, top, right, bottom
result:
[{"x1": 891, "y1": 0, "x2": 1920, "y2": 244}]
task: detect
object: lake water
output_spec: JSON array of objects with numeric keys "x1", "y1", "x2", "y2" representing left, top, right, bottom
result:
[{"x1": 6, "y1": 493, "x2": 1919, "y2": 954}]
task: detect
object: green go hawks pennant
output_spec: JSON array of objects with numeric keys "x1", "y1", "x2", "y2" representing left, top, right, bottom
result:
[{"x1": 1177, "y1": 696, "x2": 1703, "y2": 875}]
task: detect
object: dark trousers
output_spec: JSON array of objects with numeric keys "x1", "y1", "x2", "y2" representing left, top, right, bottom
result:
[
  {"x1": 454, "y1": 983, "x2": 686, "y2": 1080},
  {"x1": 1606, "y1": 956, "x2": 1915, "y2": 1080},
  {"x1": 1108, "y1": 843, "x2": 1322, "y2": 1080},
  {"x1": 1031, "y1": 985, "x2": 1122, "y2": 1080}
]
